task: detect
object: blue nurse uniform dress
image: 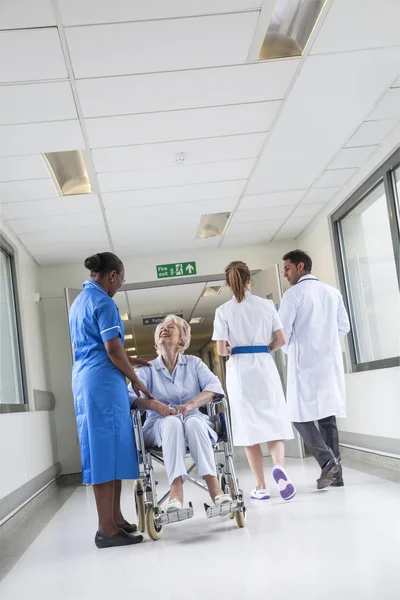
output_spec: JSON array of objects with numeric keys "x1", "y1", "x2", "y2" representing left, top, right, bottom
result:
[{"x1": 69, "y1": 280, "x2": 139, "y2": 485}]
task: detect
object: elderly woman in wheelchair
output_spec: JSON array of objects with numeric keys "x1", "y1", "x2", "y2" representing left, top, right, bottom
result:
[{"x1": 129, "y1": 314, "x2": 245, "y2": 539}]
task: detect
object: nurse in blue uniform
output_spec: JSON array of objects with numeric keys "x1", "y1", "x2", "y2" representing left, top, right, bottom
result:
[{"x1": 69, "y1": 252, "x2": 153, "y2": 549}]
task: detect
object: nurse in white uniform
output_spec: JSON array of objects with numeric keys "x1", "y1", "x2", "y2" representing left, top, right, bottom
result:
[
  {"x1": 278, "y1": 250, "x2": 350, "y2": 489},
  {"x1": 213, "y1": 261, "x2": 295, "y2": 502}
]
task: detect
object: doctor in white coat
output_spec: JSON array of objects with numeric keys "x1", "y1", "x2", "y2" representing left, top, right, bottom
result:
[{"x1": 278, "y1": 250, "x2": 350, "y2": 489}]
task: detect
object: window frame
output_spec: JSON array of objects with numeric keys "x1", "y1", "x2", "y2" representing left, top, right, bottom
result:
[
  {"x1": 0, "y1": 234, "x2": 29, "y2": 413},
  {"x1": 331, "y1": 147, "x2": 400, "y2": 373}
]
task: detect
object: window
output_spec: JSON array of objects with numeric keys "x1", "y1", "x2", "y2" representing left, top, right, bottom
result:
[
  {"x1": 0, "y1": 239, "x2": 27, "y2": 408},
  {"x1": 332, "y1": 149, "x2": 400, "y2": 372}
]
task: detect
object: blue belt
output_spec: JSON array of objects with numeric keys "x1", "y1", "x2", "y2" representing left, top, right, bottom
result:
[{"x1": 231, "y1": 346, "x2": 270, "y2": 355}]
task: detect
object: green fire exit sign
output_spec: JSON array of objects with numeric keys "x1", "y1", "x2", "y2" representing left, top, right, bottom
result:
[{"x1": 156, "y1": 262, "x2": 197, "y2": 279}]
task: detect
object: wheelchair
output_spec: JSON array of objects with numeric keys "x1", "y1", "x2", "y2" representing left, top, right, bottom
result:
[{"x1": 132, "y1": 395, "x2": 246, "y2": 540}]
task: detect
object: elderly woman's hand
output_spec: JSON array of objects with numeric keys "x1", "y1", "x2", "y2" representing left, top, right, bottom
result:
[
  {"x1": 152, "y1": 400, "x2": 177, "y2": 418},
  {"x1": 175, "y1": 402, "x2": 195, "y2": 419}
]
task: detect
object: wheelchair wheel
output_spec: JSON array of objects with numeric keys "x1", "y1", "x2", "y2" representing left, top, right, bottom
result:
[
  {"x1": 134, "y1": 480, "x2": 146, "y2": 533},
  {"x1": 235, "y1": 508, "x2": 246, "y2": 528},
  {"x1": 146, "y1": 505, "x2": 163, "y2": 541},
  {"x1": 219, "y1": 473, "x2": 234, "y2": 519}
]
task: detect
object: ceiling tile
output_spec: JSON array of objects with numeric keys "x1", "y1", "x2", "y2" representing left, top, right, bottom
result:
[
  {"x1": 0, "y1": 28, "x2": 67, "y2": 83},
  {"x1": 366, "y1": 89, "x2": 400, "y2": 121},
  {"x1": 291, "y1": 203, "x2": 326, "y2": 218},
  {"x1": 310, "y1": 0, "x2": 400, "y2": 54},
  {"x1": 8, "y1": 210, "x2": 105, "y2": 235},
  {"x1": 92, "y1": 133, "x2": 266, "y2": 173},
  {"x1": 65, "y1": 13, "x2": 258, "y2": 78},
  {"x1": 59, "y1": 0, "x2": 261, "y2": 25},
  {"x1": 329, "y1": 146, "x2": 377, "y2": 170},
  {"x1": 314, "y1": 169, "x2": 357, "y2": 188},
  {"x1": 240, "y1": 190, "x2": 305, "y2": 210},
  {"x1": 77, "y1": 60, "x2": 298, "y2": 118},
  {"x1": 234, "y1": 206, "x2": 292, "y2": 223},
  {"x1": 1, "y1": 178, "x2": 57, "y2": 203},
  {"x1": 0, "y1": 155, "x2": 49, "y2": 181},
  {"x1": 0, "y1": 82, "x2": 77, "y2": 125},
  {"x1": 225, "y1": 220, "x2": 283, "y2": 237},
  {"x1": 273, "y1": 231, "x2": 298, "y2": 241},
  {"x1": 246, "y1": 47, "x2": 400, "y2": 194},
  {"x1": 29, "y1": 242, "x2": 109, "y2": 260},
  {"x1": 0, "y1": 0, "x2": 55, "y2": 29},
  {"x1": 0, "y1": 194, "x2": 100, "y2": 220},
  {"x1": 280, "y1": 217, "x2": 312, "y2": 232},
  {"x1": 102, "y1": 180, "x2": 245, "y2": 211},
  {"x1": 19, "y1": 224, "x2": 108, "y2": 246},
  {"x1": 0, "y1": 120, "x2": 85, "y2": 156},
  {"x1": 85, "y1": 102, "x2": 278, "y2": 148},
  {"x1": 222, "y1": 233, "x2": 274, "y2": 247},
  {"x1": 346, "y1": 119, "x2": 399, "y2": 148},
  {"x1": 301, "y1": 187, "x2": 339, "y2": 204},
  {"x1": 98, "y1": 159, "x2": 254, "y2": 193}
]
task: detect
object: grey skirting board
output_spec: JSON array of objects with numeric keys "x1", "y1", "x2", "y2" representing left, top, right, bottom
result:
[
  {"x1": 0, "y1": 462, "x2": 62, "y2": 523},
  {"x1": 339, "y1": 431, "x2": 400, "y2": 456}
]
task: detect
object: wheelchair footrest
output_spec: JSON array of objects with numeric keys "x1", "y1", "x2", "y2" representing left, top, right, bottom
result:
[
  {"x1": 157, "y1": 502, "x2": 194, "y2": 525},
  {"x1": 204, "y1": 500, "x2": 243, "y2": 519}
]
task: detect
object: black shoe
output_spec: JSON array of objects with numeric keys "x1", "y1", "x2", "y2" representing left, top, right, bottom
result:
[
  {"x1": 317, "y1": 458, "x2": 339, "y2": 490},
  {"x1": 95, "y1": 530, "x2": 143, "y2": 549},
  {"x1": 116, "y1": 521, "x2": 138, "y2": 534},
  {"x1": 332, "y1": 465, "x2": 344, "y2": 487}
]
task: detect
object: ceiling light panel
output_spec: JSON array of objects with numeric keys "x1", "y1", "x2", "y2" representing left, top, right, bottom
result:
[
  {"x1": 346, "y1": 119, "x2": 399, "y2": 148},
  {"x1": 197, "y1": 212, "x2": 231, "y2": 239},
  {"x1": 314, "y1": 169, "x2": 356, "y2": 188},
  {"x1": 59, "y1": 0, "x2": 261, "y2": 26},
  {"x1": 84, "y1": 102, "x2": 279, "y2": 149},
  {"x1": 0, "y1": 28, "x2": 67, "y2": 83},
  {"x1": 258, "y1": 0, "x2": 326, "y2": 61},
  {"x1": 301, "y1": 187, "x2": 338, "y2": 204},
  {"x1": 203, "y1": 286, "x2": 224, "y2": 297},
  {"x1": 366, "y1": 89, "x2": 400, "y2": 121},
  {"x1": 0, "y1": 0, "x2": 56, "y2": 29},
  {"x1": 0, "y1": 194, "x2": 100, "y2": 221},
  {"x1": 92, "y1": 133, "x2": 265, "y2": 174},
  {"x1": 97, "y1": 159, "x2": 254, "y2": 194},
  {"x1": 0, "y1": 82, "x2": 77, "y2": 126},
  {"x1": 65, "y1": 13, "x2": 258, "y2": 78},
  {"x1": 0, "y1": 179, "x2": 57, "y2": 203},
  {"x1": 77, "y1": 60, "x2": 298, "y2": 118},
  {"x1": 0, "y1": 120, "x2": 85, "y2": 157},
  {"x1": 45, "y1": 150, "x2": 92, "y2": 196},
  {"x1": 310, "y1": 0, "x2": 400, "y2": 54},
  {"x1": 102, "y1": 180, "x2": 246, "y2": 212},
  {"x1": 190, "y1": 317, "x2": 205, "y2": 324},
  {"x1": 246, "y1": 47, "x2": 400, "y2": 195},
  {"x1": 0, "y1": 155, "x2": 50, "y2": 182},
  {"x1": 328, "y1": 146, "x2": 377, "y2": 170},
  {"x1": 240, "y1": 190, "x2": 306, "y2": 211}
]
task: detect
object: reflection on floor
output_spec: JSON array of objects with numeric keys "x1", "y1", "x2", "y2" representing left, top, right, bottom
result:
[{"x1": 0, "y1": 457, "x2": 399, "y2": 600}]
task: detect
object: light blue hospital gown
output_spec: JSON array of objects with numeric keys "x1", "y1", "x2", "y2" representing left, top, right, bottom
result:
[
  {"x1": 129, "y1": 354, "x2": 224, "y2": 447},
  {"x1": 69, "y1": 280, "x2": 139, "y2": 485}
]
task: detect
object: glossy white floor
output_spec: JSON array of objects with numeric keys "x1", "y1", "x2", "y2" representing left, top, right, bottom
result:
[{"x1": 1, "y1": 457, "x2": 399, "y2": 600}]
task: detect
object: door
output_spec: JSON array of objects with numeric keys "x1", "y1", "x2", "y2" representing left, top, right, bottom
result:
[{"x1": 252, "y1": 267, "x2": 305, "y2": 459}]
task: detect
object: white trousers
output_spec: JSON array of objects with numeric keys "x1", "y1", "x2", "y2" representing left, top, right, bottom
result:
[{"x1": 157, "y1": 416, "x2": 216, "y2": 485}]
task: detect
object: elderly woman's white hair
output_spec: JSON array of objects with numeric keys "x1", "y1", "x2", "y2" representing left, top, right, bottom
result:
[{"x1": 154, "y1": 314, "x2": 191, "y2": 355}]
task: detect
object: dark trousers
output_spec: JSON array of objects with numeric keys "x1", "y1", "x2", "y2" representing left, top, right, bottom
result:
[{"x1": 294, "y1": 416, "x2": 341, "y2": 468}]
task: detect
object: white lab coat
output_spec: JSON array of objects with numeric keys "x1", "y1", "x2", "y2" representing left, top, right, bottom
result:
[
  {"x1": 278, "y1": 275, "x2": 350, "y2": 423},
  {"x1": 212, "y1": 292, "x2": 294, "y2": 446}
]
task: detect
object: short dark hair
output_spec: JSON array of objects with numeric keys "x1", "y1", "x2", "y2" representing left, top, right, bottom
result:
[
  {"x1": 84, "y1": 252, "x2": 123, "y2": 276},
  {"x1": 282, "y1": 249, "x2": 312, "y2": 272}
]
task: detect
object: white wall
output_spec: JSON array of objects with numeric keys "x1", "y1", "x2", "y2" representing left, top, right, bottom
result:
[
  {"x1": 297, "y1": 128, "x2": 400, "y2": 445},
  {"x1": 0, "y1": 219, "x2": 58, "y2": 501},
  {"x1": 39, "y1": 241, "x2": 293, "y2": 473}
]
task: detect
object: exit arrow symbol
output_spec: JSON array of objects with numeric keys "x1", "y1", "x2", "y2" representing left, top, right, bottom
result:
[{"x1": 186, "y1": 264, "x2": 194, "y2": 274}]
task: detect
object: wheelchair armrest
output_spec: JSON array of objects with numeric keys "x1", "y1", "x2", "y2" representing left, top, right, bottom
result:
[{"x1": 207, "y1": 394, "x2": 226, "y2": 418}]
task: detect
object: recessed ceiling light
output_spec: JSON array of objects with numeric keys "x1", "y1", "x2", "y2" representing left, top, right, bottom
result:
[
  {"x1": 125, "y1": 334, "x2": 133, "y2": 340},
  {"x1": 258, "y1": 0, "x2": 326, "y2": 61},
  {"x1": 121, "y1": 313, "x2": 130, "y2": 321},
  {"x1": 190, "y1": 317, "x2": 204, "y2": 324},
  {"x1": 129, "y1": 354, "x2": 138, "y2": 358},
  {"x1": 196, "y1": 212, "x2": 231, "y2": 239},
  {"x1": 202, "y1": 286, "x2": 223, "y2": 297},
  {"x1": 43, "y1": 150, "x2": 93, "y2": 196},
  {"x1": 126, "y1": 346, "x2": 136, "y2": 352}
]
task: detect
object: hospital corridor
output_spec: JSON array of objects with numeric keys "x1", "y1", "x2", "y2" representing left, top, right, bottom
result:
[{"x1": 0, "y1": 1, "x2": 400, "y2": 599}]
